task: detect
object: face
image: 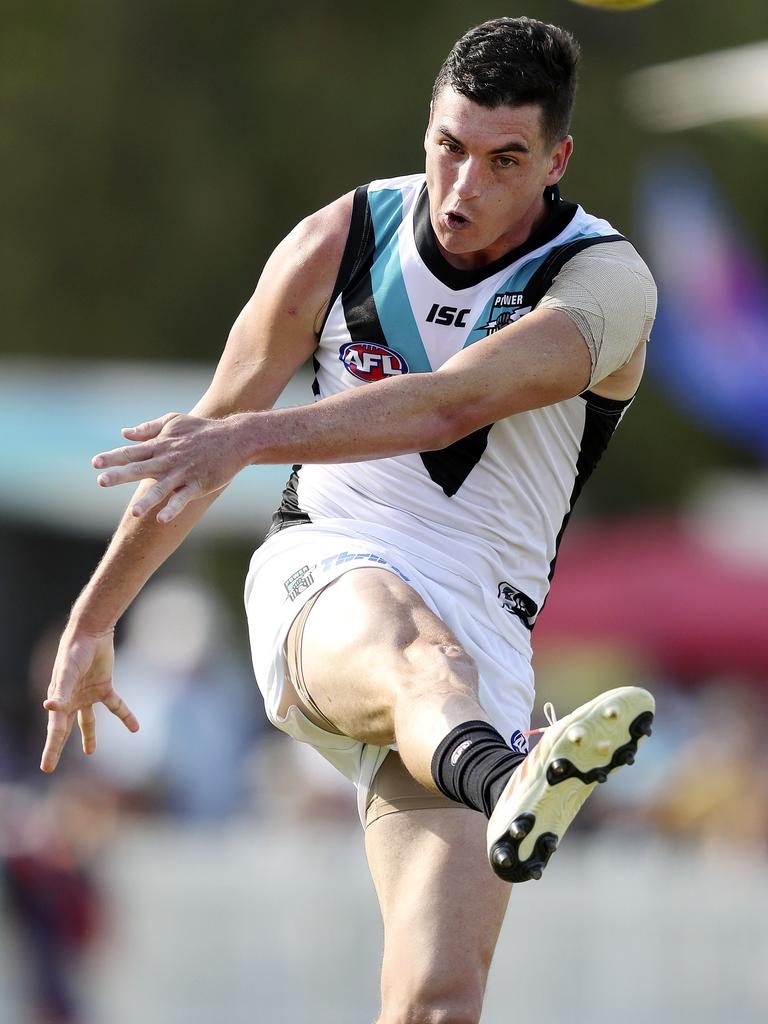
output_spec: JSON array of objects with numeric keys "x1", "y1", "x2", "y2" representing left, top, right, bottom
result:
[{"x1": 424, "y1": 86, "x2": 573, "y2": 269}]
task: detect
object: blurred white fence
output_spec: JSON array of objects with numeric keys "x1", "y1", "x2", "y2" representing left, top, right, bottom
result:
[{"x1": 2, "y1": 823, "x2": 767, "y2": 1023}]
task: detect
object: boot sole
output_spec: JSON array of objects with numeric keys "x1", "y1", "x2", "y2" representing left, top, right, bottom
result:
[{"x1": 487, "y1": 687, "x2": 655, "y2": 883}]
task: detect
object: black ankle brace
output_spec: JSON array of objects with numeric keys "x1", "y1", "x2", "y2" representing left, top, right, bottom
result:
[{"x1": 431, "y1": 720, "x2": 526, "y2": 818}]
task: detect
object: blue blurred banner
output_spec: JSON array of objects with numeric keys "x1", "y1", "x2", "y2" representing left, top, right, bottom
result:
[
  {"x1": 0, "y1": 359, "x2": 310, "y2": 537},
  {"x1": 637, "y1": 160, "x2": 768, "y2": 457}
]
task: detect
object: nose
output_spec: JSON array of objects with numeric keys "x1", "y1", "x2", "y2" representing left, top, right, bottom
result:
[{"x1": 454, "y1": 156, "x2": 482, "y2": 201}]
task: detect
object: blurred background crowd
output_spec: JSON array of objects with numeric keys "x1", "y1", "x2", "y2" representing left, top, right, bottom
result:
[{"x1": 1, "y1": 1, "x2": 768, "y2": 1021}]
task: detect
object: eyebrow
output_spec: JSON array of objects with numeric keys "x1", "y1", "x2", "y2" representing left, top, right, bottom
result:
[{"x1": 437, "y1": 126, "x2": 530, "y2": 155}]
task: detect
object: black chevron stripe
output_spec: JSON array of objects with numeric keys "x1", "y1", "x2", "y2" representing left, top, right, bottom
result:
[{"x1": 419, "y1": 426, "x2": 494, "y2": 497}]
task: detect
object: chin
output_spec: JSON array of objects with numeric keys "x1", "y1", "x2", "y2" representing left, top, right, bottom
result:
[{"x1": 435, "y1": 227, "x2": 480, "y2": 254}]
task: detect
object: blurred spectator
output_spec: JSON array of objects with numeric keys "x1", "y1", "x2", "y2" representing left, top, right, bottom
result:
[
  {"x1": 93, "y1": 577, "x2": 263, "y2": 819},
  {"x1": 0, "y1": 622, "x2": 117, "y2": 1023},
  {"x1": 647, "y1": 682, "x2": 768, "y2": 853},
  {"x1": 0, "y1": 778, "x2": 117, "y2": 1024}
]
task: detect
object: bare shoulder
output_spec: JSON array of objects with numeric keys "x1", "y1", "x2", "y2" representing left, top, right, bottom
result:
[
  {"x1": 265, "y1": 190, "x2": 356, "y2": 332},
  {"x1": 287, "y1": 190, "x2": 355, "y2": 264},
  {"x1": 195, "y1": 191, "x2": 356, "y2": 417}
]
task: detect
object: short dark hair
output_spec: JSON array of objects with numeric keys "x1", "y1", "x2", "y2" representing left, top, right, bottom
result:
[{"x1": 432, "y1": 17, "x2": 580, "y2": 145}]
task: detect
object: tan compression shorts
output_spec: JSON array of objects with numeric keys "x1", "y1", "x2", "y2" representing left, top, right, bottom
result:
[
  {"x1": 282, "y1": 588, "x2": 341, "y2": 734},
  {"x1": 363, "y1": 751, "x2": 459, "y2": 828},
  {"x1": 284, "y1": 587, "x2": 460, "y2": 827}
]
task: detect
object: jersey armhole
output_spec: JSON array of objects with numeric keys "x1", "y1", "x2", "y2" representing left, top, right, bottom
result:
[
  {"x1": 316, "y1": 184, "x2": 373, "y2": 337},
  {"x1": 579, "y1": 389, "x2": 635, "y2": 411}
]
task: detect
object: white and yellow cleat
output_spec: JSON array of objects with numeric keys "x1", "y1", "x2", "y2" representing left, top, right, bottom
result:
[{"x1": 487, "y1": 686, "x2": 655, "y2": 883}]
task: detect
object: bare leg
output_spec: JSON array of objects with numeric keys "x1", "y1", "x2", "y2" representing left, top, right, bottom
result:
[
  {"x1": 365, "y1": 798, "x2": 510, "y2": 1024},
  {"x1": 292, "y1": 567, "x2": 491, "y2": 790},
  {"x1": 286, "y1": 564, "x2": 656, "y2": 892}
]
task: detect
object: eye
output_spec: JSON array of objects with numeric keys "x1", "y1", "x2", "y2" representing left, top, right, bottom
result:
[
  {"x1": 440, "y1": 140, "x2": 462, "y2": 154},
  {"x1": 495, "y1": 156, "x2": 516, "y2": 168}
]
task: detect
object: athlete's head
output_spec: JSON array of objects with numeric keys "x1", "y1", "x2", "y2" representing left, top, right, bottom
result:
[
  {"x1": 425, "y1": 18, "x2": 579, "y2": 268},
  {"x1": 432, "y1": 18, "x2": 579, "y2": 146}
]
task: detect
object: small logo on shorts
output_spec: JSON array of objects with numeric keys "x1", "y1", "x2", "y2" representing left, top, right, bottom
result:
[
  {"x1": 497, "y1": 582, "x2": 538, "y2": 626},
  {"x1": 510, "y1": 730, "x2": 529, "y2": 755},
  {"x1": 284, "y1": 565, "x2": 315, "y2": 602},
  {"x1": 450, "y1": 739, "x2": 473, "y2": 766},
  {"x1": 318, "y1": 551, "x2": 411, "y2": 583}
]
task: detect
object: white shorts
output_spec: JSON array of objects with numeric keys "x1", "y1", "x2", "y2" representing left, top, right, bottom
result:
[{"x1": 244, "y1": 519, "x2": 536, "y2": 823}]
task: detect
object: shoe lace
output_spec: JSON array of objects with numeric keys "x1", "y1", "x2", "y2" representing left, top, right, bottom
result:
[{"x1": 523, "y1": 701, "x2": 558, "y2": 740}]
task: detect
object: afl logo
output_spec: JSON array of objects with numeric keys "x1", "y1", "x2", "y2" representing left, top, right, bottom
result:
[{"x1": 339, "y1": 342, "x2": 409, "y2": 382}]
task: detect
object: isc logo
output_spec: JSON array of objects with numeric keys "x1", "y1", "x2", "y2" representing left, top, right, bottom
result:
[
  {"x1": 339, "y1": 342, "x2": 410, "y2": 381},
  {"x1": 426, "y1": 303, "x2": 471, "y2": 328}
]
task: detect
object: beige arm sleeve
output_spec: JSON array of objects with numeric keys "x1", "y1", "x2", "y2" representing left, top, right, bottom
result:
[{"x1": 536, "y1": 241, "x2": 657, "y2": 388}]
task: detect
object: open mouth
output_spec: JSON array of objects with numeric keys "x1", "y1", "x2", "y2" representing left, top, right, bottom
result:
[{"x1": 445, "y1": 211, "x2": 470, "y2": 230}]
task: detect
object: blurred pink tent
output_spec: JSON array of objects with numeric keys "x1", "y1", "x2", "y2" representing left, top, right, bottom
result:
[{"x1": 536, "y1": 519, "x2": 768, "y2": 682}]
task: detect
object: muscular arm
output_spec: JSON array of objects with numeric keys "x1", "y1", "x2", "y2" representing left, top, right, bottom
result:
[
  {"x1": 40, "y1": 191, "x2": 354, "y2": 772},
  {"x1": 245, "y1": 305, "x2": 593, "y2": 462},
  {"x1": 94, "y1": 303, "x2": 595, "y2": 520},
  {"x1": 74, "y1": 193, "x2": 353, "y2": 631}
]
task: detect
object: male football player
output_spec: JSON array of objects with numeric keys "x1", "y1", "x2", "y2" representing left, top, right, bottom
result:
[{"x1": 42, "y1": 18, "x2": 656, "y2": 1023}]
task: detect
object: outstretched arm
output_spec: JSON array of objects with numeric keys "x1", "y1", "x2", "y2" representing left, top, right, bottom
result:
[
  {"x1": 91, "y1": 304, "x2": 594, "y2": 522},
  {"x1": 40, "y1": 191, "x2": 354, "y2": 772}
]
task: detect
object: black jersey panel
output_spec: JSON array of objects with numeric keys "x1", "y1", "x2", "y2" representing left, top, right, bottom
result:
[
  {"x1": 317, "y1": 185, "x2": 374, "y2": 336},
  {"x1": 266, "y1": 465, "x2": 312, "y2": 539},
  {"x1": 419, "y1": 424, "x2": 494, "y2": 497},
  {"x1": 337, "y1": 188, "x2": 388, "y2": 346},
  {"x1": 312, "y1": 185, "x2": 377, "y2": 397},
  {"x1": 536, "y1": 400, "x2": 626, "y2": 622}
]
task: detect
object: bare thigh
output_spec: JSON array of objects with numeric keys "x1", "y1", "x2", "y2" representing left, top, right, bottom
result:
[
  {"x1": 283, "y1": 567, "x2": 488, "y2": 788},
  {"x1": 365, "y1": 785, "x2": 511, "y2": 1024}
]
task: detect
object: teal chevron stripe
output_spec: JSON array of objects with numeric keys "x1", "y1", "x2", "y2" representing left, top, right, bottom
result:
[{"x1": 368, "y1": 188, "x2": 432, "y2": 373}]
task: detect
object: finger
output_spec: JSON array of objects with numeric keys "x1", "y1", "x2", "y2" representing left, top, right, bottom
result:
[
  {"x1": 43, "y1": 671, "x2": 77, "y2": 711},
  {"x1": 96, "y1": 458, "x2": 169, "y2": 489},
  {"x1": 40, "y1": 709, "x2": 76, "y2": 773},
  {"x1": 156, "y1": 483, "x2": 199, "y2": 524},
  {"x1": 130, "y1": 477, "x2": 180, "y2": 518},
  {"x1": 103, "y1": 690, "x2": 140, "y2": 733},
  {"x1": 43, "y1": 697, "x2": 69, "y2": 712},
  {"x1": 121, "y1": 413, "x2": 179, "y2": 441},
  {"x1": 92, "y1": 442, "x2": 155, "y2": 470},
  {"x1": 78, "y1": 706, "x2": 97, "y2": 755}
]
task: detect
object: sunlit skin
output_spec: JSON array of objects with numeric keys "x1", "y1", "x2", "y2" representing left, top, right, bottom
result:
[{"x1": 424, "y1": 86, "x2": 574, "y2": 270}]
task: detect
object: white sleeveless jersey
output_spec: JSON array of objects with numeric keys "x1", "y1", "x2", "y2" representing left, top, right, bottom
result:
[{"x1": 269, "y1": 174, "x2": 636, "y2": 632}]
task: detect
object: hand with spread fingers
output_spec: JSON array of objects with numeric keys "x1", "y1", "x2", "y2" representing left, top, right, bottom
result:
[
  {"x1": 40, "y1": 628, "x2": 139, "y2": 773},
  {"x1": 92, "y1": 412, "x2": 249, "y2": 524}
]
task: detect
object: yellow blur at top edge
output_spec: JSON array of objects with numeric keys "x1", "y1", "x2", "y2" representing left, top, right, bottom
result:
[{"x1": 570, "y1": 0, "x2": 662, "y2": 10}]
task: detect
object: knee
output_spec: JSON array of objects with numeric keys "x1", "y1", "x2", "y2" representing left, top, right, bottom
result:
[{"x1": 400, "y1": 637, "x2": 479, "y2": 699}]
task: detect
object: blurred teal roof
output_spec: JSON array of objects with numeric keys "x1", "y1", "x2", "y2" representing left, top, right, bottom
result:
[{"x1": 0, "y1": 359, "x2": 310, "y2": 538}]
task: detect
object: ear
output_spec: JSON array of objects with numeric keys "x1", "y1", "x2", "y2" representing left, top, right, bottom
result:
[
  {"x1": 544, "y1": 135, "x2": 574, "y2": 187},
  {"x1": 424, "y1": 101, "x2": 434, "y2": 153}
]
